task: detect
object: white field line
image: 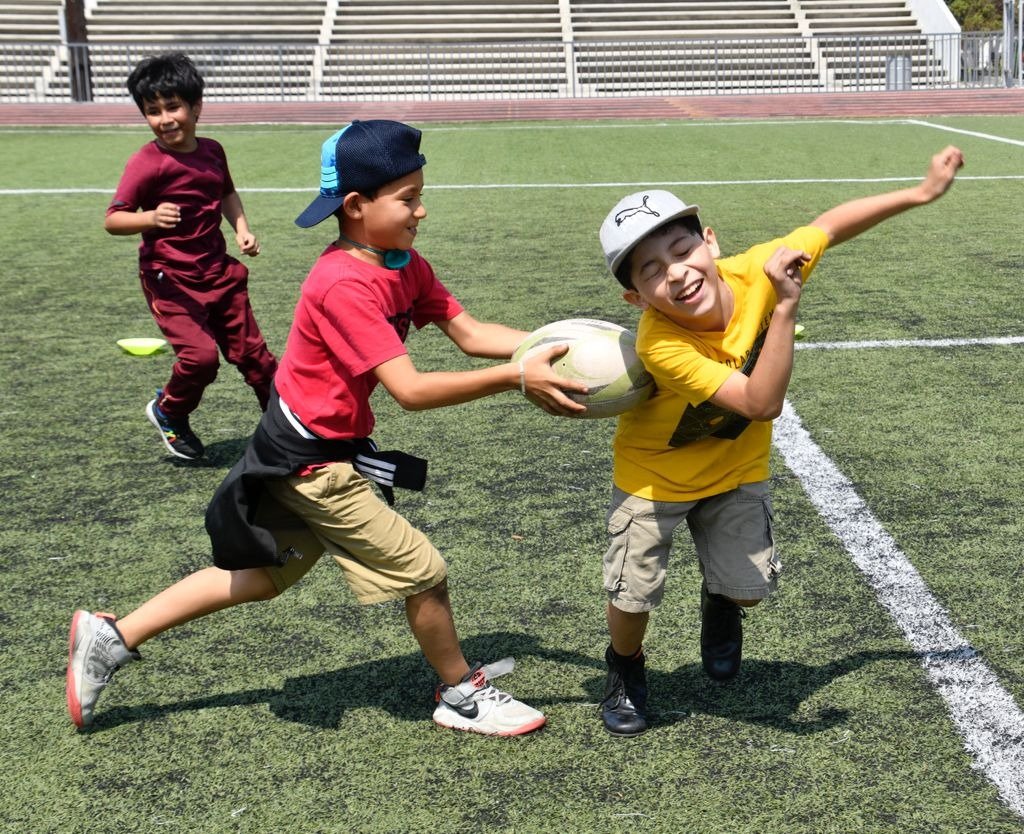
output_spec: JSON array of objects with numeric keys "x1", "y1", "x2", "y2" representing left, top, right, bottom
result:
[
  {"x1": 5, "y1": 119, "x2": 1023, "y2": 195},
  {"x1": 0, "y1": 117, "x2": 997, "y2": 136},
  {"x1": 774, "y1": 400, "x2": 1024, "y2": 817},
  {"x1": 0, "y1": 118, "x2": 931, "y2": 136},
  {"x1": 3, "y1": 173, "x2": 1023, "y2": 197},
  {"x1": 906, "y1": 119, "x2": 1024, "y2": 148},
  {"x1": 4, "y1": 116, "x2": 1022, "y2": 193},
  {"x1": 796, "y1": 335, "x2": 1024, "y2": 351}
]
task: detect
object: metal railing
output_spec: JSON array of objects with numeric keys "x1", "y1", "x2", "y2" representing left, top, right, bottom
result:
[{"x1": 0, "y1": 31, "x2": 1014, "y2": 103}]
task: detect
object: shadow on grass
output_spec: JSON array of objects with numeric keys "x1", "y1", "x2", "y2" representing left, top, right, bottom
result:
[
  {"x1": 89, "y1": 639, "x2": 925, "y2": 736},
  {"x1": 88, "y1": 631, "x2": 604, "y2": 732},
  {"x1": 160, "y1": 438, "x2": 249, "y2": 469},
  {"x1": 577, "y1": 648, "x2": 920, "y2": 734}
]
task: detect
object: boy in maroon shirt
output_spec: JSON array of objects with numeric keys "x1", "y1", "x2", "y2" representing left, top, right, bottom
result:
[{"x1": 105, "y1": 52, "x2": 277, "y2": 460}]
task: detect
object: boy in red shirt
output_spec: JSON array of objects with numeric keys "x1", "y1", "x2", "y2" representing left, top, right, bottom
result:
[
  {"x1": 105, "y1": 52, "x2": 277, "y2": 460},
  {"x1": 68, "y1": 120, "x2": 585, "y2": 736}
]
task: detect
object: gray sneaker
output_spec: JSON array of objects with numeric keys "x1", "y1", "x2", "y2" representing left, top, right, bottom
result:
[
  {"x1": 66, "y1": 610, "x2": 140, "y2": 728},
  {"x1": 432, "y1": 658, "x2": 546, "y2": 736}
]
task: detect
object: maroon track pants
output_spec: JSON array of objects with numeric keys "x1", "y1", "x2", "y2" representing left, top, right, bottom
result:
[{"x1": 140, "y1": 258, "x2": 277, "y2": 419}]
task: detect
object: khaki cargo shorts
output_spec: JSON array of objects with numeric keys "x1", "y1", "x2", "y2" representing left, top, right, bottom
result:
[
  {"x1": 603, "y1": 480, "x2": 780, "y2": 613},
  {"x1": 258, "y1": 461, "x2": 447, "y2": 604}
]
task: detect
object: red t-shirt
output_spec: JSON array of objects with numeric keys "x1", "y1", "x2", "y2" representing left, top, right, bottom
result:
[
  {"x1": 274, "y1": 245, "x2": 464, "y2": 439},
  {"x1": 107, "y1": 137, "x2": 235, "y2": 282}
]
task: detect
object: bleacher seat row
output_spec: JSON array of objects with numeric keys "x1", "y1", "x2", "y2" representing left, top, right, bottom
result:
[{"x1": 0, "y1": 0, "x2": 965, "y2": 101}]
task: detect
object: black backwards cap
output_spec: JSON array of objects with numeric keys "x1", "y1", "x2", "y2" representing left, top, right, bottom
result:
[{"x1": 295, "y1": 120, "x2": 427, "y2": 228}]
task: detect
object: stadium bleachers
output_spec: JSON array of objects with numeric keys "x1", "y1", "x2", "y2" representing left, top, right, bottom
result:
[
  {"x1": 802, "y1": 0, "x2": 950, "y2": 87},
  {"x1": 572, "y1": 0, "x2": 803, "y2": 39},
  {"x1": 0, "y1": 0, "x2": 972, "y2": 101},
  {"x1": 86, "y1": 0, "x2": 324, "y2": 42},
  {"x1": 50, "y1": 0, "x2": 325, "y2": 100},
  {"x1": 571, "y1": 0, "x2": 821, "y2": 95},
  {"x1": 0, "y1": 0, "x2": 63, "y2": 98},
  {"x1": 331, "y1": 0, "x2": 564, "y2": 41},
  {"x1": 802, "y1": 0, "x2": 918, "y2": 33},
  {"x1": 322, "y1": 0, "x2": 567, "y2": 98},
  {"x1": 0, "y1": 0, "x2": 61, "y2": 41}
]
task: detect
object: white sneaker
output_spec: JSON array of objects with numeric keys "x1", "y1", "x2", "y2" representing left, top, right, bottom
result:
[
  {"x1": 66, "y1": 610, "x2": 140, "y2": 728},
  {"x1": 432, "y1": 658, "x2": 546, "y2": 736}
]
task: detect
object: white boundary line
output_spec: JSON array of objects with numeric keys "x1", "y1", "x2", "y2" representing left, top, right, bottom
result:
[
  {"x1": 796, "y1": 335, "x2": 1024, "y2": 351},
  {"x1": 3, "y1": 173, "x2": 1023, "y2": 197},
  {"x1": 4, "y1": 116, "x2": 1022, "y2": 194},
  {"x1": 0, "y1": 118, "x2": 930, "y2": 135},
  {"x1": 0, "y1": 116, "x2": 1009, "y2": 136},
  {"x1": 774, "y1": 400, "x2": 1024, "y2": 817},
  {"x1": 906, "y1": 119, "x2": 1024, "y2": 148}
]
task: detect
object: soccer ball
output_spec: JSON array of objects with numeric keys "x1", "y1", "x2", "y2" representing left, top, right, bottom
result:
[{"x1": 512, "y1": 318, "x2": 654, "y2": 419}]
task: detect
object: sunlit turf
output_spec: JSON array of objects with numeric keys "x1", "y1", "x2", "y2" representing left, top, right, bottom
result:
[{"x1": 1, "y1": 115, "x2": 1022, "y2": 833}]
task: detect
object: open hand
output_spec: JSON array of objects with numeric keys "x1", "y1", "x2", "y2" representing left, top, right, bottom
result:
[{"x1": 522, "y1": 343, "x2": 589, "y2": 416}]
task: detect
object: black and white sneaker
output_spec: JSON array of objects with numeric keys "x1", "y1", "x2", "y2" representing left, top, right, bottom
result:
[
  {"x1": 700, "y1": 582, "x2": 745, "y2": 681},
  {"x1": 146, "y1": 390, "x2": 204, "y2": 460},
  {"x1": 433, "y1": 658, "x2": 546, "y2": 736}
]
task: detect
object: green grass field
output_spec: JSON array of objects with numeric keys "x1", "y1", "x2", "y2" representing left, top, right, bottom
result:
[{"x1": 2, "y1": 115, "x2": 1023, "y2": 833}]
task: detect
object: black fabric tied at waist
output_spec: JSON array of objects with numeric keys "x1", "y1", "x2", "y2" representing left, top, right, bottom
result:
[{"x1": 205, "y1": 384, "x2": 427, "y2": 571}]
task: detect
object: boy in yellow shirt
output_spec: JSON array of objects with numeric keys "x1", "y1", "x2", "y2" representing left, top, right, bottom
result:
[{"x1": 596, "y1": 146, "x2": 964, "y2": 736}]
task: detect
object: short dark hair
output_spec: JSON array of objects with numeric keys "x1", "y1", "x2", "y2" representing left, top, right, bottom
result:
[
  {"x1": 127, "y1": 52, "x2": 204, "y2": 111},
  {"x1": 614, "y1": 214, "x2": 703, "y2": 289}
]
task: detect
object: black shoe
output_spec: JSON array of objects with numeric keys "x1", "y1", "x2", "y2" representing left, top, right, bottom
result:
[
  {"x1": 146, "y1": 390, "x2": 204, "y2": 460},
  {"x1": 600, "y1": 645, "x2": 649, "y2": 736},
  {"x1": 700, "y1": 583, "x2": 745, "y2": 681}
]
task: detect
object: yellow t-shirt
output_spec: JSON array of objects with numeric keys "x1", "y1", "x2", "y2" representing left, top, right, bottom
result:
[{"x1": 613, "y1": 225, "x2": 829, "y2": 501}]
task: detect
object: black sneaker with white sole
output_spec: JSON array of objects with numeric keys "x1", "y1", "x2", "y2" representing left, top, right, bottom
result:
[{"x1": 146, "y1": 390, "x2": 204, "y2": 460}]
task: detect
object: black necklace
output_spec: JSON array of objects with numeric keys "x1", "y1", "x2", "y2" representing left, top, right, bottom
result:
[{"x1": 337, "y1": 233, "x2": 411, "y2": 269}]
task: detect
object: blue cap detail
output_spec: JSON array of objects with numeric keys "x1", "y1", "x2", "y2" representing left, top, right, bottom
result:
[
  {"x1": 295, "y1": 120, "x2": 426, "y2": 229},
  {"x1": 317, "y1": 126, "x2": 348, "y2": 198}
]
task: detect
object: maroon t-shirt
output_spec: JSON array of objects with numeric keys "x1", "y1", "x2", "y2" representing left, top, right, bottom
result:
[{"x1": 107, "y1": 137, "x2": 235, "y2": 282}]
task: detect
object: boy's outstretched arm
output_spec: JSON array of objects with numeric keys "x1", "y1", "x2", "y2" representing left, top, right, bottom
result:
[
  {"x1": 374, "y1": 312, "x2": 586, "y2": 415},
  {"x1": 373, "y1": 349, "x2": 587, "y2": 416},
  {"x1": 437, "y1": 310, "x2": 526, "y2": 359},
  {"x1": 812, "y1": 146, "x2": 964, "y2": 246}
]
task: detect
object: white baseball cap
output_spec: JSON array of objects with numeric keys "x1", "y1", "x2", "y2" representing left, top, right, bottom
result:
[{"x1": 600, "y1": 190, "x2": 701, "y2": 278}]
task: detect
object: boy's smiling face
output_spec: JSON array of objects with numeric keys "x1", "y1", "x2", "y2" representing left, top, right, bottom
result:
[
  {"x1": 622, "y1": 221, "x2": 728, "y2": 332},
  {"x1": 355, "y1": 168, "x2": 426, "y2": 255},
  {"x1": 142, "y1": 94, "x2": 200, "y2": 152}
]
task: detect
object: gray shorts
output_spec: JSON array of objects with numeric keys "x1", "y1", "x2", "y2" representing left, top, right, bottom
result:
[{"x1": 603, "y1": 481, "x2": 780, "y2": 612}]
